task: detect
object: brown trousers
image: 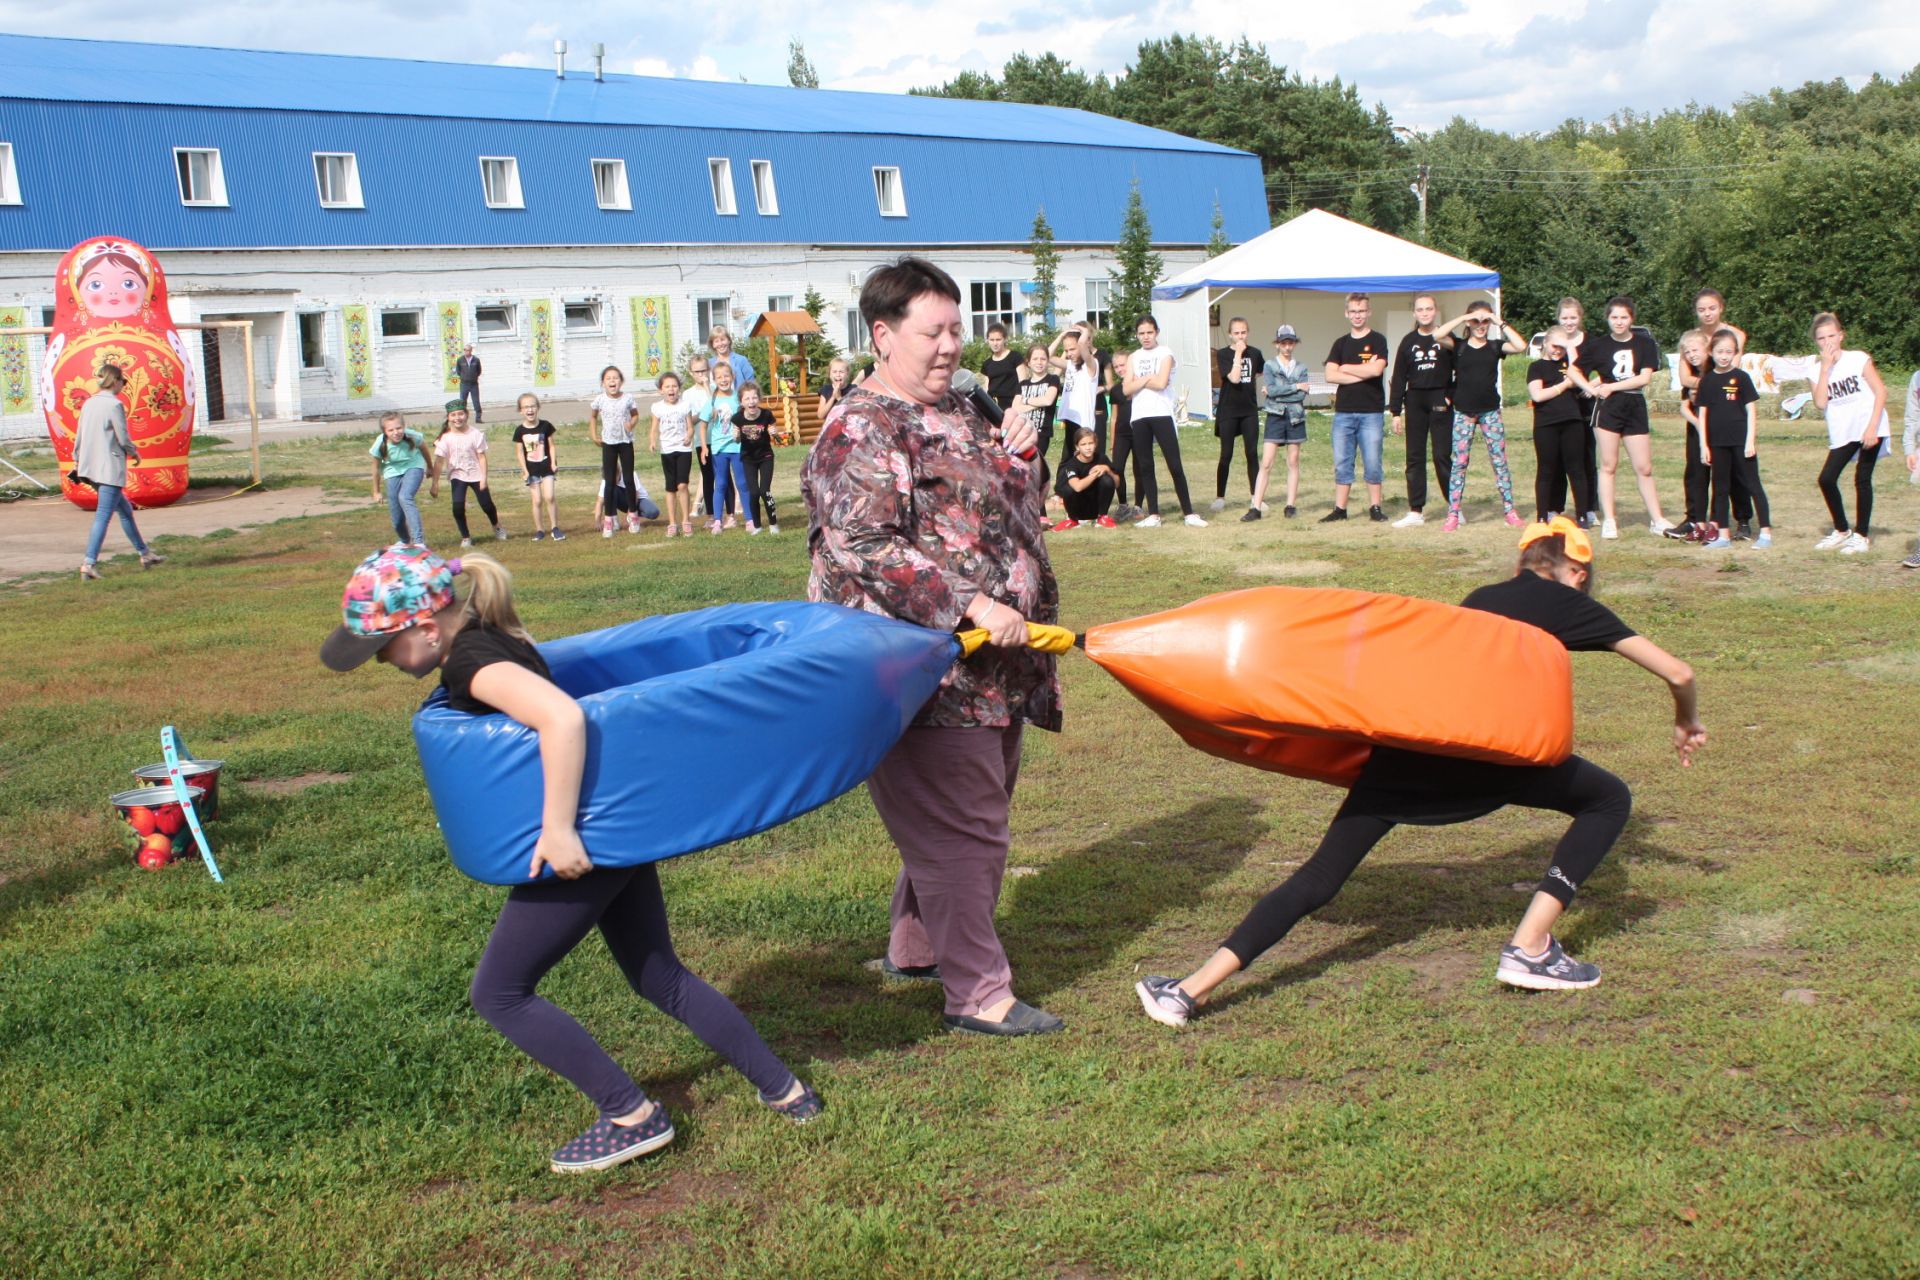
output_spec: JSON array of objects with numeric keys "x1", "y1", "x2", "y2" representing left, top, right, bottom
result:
[{"x1": 866, "y1": 724, "x2": 1023, "y2": 1017}]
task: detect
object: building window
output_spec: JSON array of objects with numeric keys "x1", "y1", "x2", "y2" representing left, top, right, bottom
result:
[
  {"x1": 872, "y1": 166, "x2": 906, "y2": 217},
  {"x1": 297, "y1": 313, "x2": 327, "y2": 369},
  {"x1": 767, "y1": 294, "x2": 794, "y2": 314},
  {"x1": 0, "y1": 143, "x2": 19, "y2": 205},
  {"x1": 968, "y1": 281, "x2": 1023, "y2": 340},
  {"x1": 591, "y1": 159, "x2": 630, "y2": 211},
  {"x1": 380, "y1": 308, "x2": 424, "y2": 339},
  {"x1": 473, "y1": 304, "x2": 516, "y2": 337},
  {"x1": 312, "y1": 153, "x2": 362, "y2": 208},
  {"x1": 844, "y1": 306, "x2": 870, "y2": 354},
  {"x1": 708, "y1": 159, "x2": 737, "y2": 216},
  {"x1": 563, "y1": 301, "x2": 603, "y2": 333},
  {"x1": 174, "y1": 147, "x2": 228, "y2": 206},
  {"x1": 479, "y1": 156, "x2": 523, "y2": 209},
  {"x1": 750, "y1": 160, "x2": 778, "y2": 216},
  {"x1": 1084, "y1": 280, "x2": 1113, "y2": 332},
  {"x1": 696, "y1": 297, "x2": 731, "y2": 341}
]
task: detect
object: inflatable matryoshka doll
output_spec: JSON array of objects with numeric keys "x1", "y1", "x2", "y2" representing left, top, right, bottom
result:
[{"x1": 39, "y1": 237, "x2": 196, "y2": 510}]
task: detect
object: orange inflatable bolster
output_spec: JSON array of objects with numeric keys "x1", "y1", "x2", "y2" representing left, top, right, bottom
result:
[{"x1": 1081, "y1": 586, "x2": 1574, "y2": 789}]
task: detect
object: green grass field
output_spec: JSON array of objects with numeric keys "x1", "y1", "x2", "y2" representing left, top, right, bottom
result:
[{"x1": 2, "y1": 416, "x2": 1916, "y2": 1279}]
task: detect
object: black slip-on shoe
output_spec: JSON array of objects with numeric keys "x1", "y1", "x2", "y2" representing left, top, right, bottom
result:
[{"x1": 943, "y1": 1000, "x2": 1065, "y2": 1036}]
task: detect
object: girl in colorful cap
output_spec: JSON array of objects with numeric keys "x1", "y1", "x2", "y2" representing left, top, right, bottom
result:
[
  {"x1": 1134, "y1": 517, "x2": 1707, "y2": 1028},
  {"x1": 320, "y1": 546, "x2": 821, "y2": 1172}
]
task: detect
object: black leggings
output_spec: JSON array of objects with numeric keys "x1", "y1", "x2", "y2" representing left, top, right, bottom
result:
[
  {"x1": 1215, "y1": 411, "x2": 1260, "y2": 499},
  {"x1": 1062, "y1": 474, "x2": 1115, "y2": 521},
  {"x1": 1108, "y1": 402, "x2": 1132, "y2": 506},
  {"x1": 1685, "y1": 425, "x2": 1751, "y2": 525},
  {"x1": 1221, "y1": 757, "x2": 1632, "y2": 967},
  {"x1": 601, "y1": 442, "x2": 638, "y2": 520},
  {"x1": 1710, "y1": 446, "x2": 1770, "y2": 529},
  {"x1": 1818, "y1": 441, "x2": 1878, "y2": 535},
  {"x1": 1533, "y1": 421, "x2": 1592, "y2": 519},
  {"x1": 1403, "y1": 389, "x2": 1453, "y2": 512},
  {"x1": 745, "y1": 455, "x2": 777, "y2": 527},
  {"x1": 1131, "y1": 414, "x2": 1195, "y2": 516},
  {"x1": 469, "y1": 864, "x2": 796, "y2": 1121},
  {"x1": 449, "y1": 477, "x2": 499, "y2": 539}
]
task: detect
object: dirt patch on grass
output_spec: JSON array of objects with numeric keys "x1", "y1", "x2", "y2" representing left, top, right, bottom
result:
[
  {"x1": 1235, "y1": 558, "x2": 1341, "y2": 580},
  {"x1": 244, "y1": 771, "x2": 353, "y2": 795},
  {"x1": 557, "y1": 1170, "x2": 744, "y2": 1222},
  {"x1": 1403, "y1": 949, "x2": 1484, "y2": 989}
]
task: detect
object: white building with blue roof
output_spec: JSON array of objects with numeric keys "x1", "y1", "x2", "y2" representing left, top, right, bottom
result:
[{"x1": 0, "y1": 34, "x2": 1266, "y2": 433}]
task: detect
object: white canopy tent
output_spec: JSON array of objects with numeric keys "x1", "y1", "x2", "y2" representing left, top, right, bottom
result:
[{"x1": 1151, "y1": 209, "x2": 1501, "y2": 415}]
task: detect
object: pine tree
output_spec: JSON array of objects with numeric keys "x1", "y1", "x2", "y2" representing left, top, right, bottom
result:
[
  {"x1": 787, "y1": 41, "x2": 820, "y2": 89},
  {"x1": 1109, "y1": 180, "x2": 1163, "y2": 340},
  {"x1": 1027, "y1": 206, "x2": 1065, "y2": 329},
  {"x1": 1206, "y1": 199, "x2": 1231, "y2": 258}
]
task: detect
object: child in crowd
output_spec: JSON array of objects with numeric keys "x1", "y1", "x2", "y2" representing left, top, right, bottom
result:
[
  {"x1": 699, "y1": 363, "x2": 744, "y2": 533},
  {"x1": 818, "y1": 357, "x2": 852, "y2": 422},
  {"x1": 369, "y1": 410, "x2": 432, "y2": 547},
  {"x1": 432, "y1": 401, "x2": 504, "y2": 547},
  {"x1": 1527, "y1": 332, "x2": 1590, "y2": 524},
  {"x1": 732, "y1": 382, "x2": 781, "y2": 534},
  {"x1": 648, "y1": 371, "x2": 696, "y2": 538},
  {"x1": 319, "y1": 545, "x2": 820, "y2": 1173},
  {"x1": 1435, "y1": 300, "x2": 1528, "y2": 531},
  {"x1": 1578, "y1": 296, "x2": 1671, "y2": 539},
  {"x1": 682, "y1": 356, "x2": 714, "y2": 518},
  {"x1": 512, "y1": 393, "x2": 564, "y2": 542},
  {"x1": 1810, "y1": 312, "x2": 1889, "y2": 555},
  {"x1": 1694, "y1": 330, "x2": 1772, "y2": 549},
  {"x1": 1673, "y1": 330, "x2": 1754, "y2": 542},
  {"x1": 589, "y1": 366, "x2": 642, "y2": 539},
  {"x1": 1122, "y1": 314, "x2": 1204, "y2": 527},
  {"x1": 1243, "y1": 325, "x2": 1309, "y2": 522},
  {"x1": 1018, "y1": 343, "x2": 1062, "y2": 495},
  {"x1": 1904, "y1": 370, "x2": 1920, "y2": 569},
  {"x1": 1053, "y1": 428, "x2": 1118, "y2": 530}
]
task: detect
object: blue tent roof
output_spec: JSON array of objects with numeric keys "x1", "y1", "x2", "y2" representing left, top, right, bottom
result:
[{"x1": 0, "y1": 34, "x2": 1245, "y2": 156}]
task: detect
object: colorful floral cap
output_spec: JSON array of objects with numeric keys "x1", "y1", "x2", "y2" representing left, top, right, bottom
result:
[{"x1": 319, "y1": 544, "x2": 462, "y2": 671}]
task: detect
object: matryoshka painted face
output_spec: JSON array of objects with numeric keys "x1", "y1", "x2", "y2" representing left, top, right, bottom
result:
[{"x1": 78, "y1": 261, "x2": 149, "y2": 318}]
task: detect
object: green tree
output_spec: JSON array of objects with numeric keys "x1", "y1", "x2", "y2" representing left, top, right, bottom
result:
[
  {"x1": 1109, "y1": 181, "x2": 1163, "y2": 340},
  {"x1": 1027, "y1": 206, "x2": 1065, "y2": 328},
  {"x1": 786, "y1": 40, "x2": 819, "y2": 89},
  {"x1": 1206, "y1": 199, "x2": 1231, "y2": 257}
]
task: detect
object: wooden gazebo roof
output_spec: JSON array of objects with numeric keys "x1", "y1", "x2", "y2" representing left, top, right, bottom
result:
[{"x1": 748, "y1": 311, "x2": 823, "y2": 338}]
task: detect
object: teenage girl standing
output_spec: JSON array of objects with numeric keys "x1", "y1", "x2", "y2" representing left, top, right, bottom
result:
[
  {"x1": 1551, "y1": 298, "x2": 1597, "y2": 523},
  {"x1": 1135, "y1": 517, "x2": 1706, "y2": 1027},
  {"x1": 1809, "y1": 312, "x2": 1889, "y2": 555},
  {"x1": 1527, "y1": 333, "x2": 1590, "y2": 523},
  {"x1": 1435, "y1": 302, "x2": 1527, "y2": 530},
  {"x1": 589, "y1": 366, "x2": 642, "y2": 538},
  {"x1": 1121, "y1": 314, "x2": 1205, "y2": 528},
  {"x1": 319, "y1": 546, "x2": 820, "y2": 1172},
  {"x1": 1578, "y1": 297, "x2": 1671, "y2": 539}
]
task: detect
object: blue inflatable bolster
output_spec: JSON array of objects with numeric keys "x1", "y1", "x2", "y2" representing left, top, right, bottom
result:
[{"x1": 413, "y1": 602, "x2": 962, "y2": 885}]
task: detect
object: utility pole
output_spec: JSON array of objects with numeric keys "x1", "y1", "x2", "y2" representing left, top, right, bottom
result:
[{"x1": 1410, "y1": 163, "x2": 1430, "y2": 242}]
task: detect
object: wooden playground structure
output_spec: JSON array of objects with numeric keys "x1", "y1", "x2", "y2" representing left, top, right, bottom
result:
[{"x1": 748, "y1": 311, "x2": 832, "y2": 448}]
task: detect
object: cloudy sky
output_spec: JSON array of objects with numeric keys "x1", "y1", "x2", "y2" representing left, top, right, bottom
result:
[{"x1": 6, "y1": 0, "x2": 1918, "y2": 133}]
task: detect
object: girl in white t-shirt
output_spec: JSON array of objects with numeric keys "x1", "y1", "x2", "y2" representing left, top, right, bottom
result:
[
  {"x1": 589, "y1": 365, "x2": 643, "y2": 538},
  {"x1": 649, "y1": 371, "x2": 696, "y2": 537},
  {"x1": 1118, "y1": 314, "x2": 1203, "y2": 527},
  {"x1": 1809, "y1": 313, "x2": 1889, "y2": 555},
  {"x1": 682, "y1": 356, "x2": 715, "y2": 518}
]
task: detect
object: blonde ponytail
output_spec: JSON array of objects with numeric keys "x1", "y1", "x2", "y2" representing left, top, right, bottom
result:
[{"x1": 454, "y1": 553, "x2": 532, "y2": 642}]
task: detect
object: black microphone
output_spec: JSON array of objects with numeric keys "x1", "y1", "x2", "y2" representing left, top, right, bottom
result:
[{"x1": 949, "y1": 367, "x2": 1003, "y2": 428}]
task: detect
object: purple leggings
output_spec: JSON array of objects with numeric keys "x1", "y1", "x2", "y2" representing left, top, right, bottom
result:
[{"x1": 469, "y1": 863, "x2": 795, "y2": 1120}]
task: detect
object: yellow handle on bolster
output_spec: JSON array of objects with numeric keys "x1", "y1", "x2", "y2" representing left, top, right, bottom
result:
[{"x1": 956, "y1": 621, "x2": 1080, "y2": 658}]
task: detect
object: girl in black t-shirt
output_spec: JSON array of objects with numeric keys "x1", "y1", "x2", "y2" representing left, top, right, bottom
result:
[
  {"x1": 1134, "y1": 518, "x2": 1707, "y2": 1027},
  {"x1": 1019, "y1": 343, "x2": 1063, "y2": 496},
  {"x1": 1695, "y1": 330, "x2": 1772, "y2": 548},
  {"x1": 732, "y1": 383, "x2": 781, "y2": 534},
  {"x1": 513, "y1": 393, "x2": 564, "y2": 542},
  {"x1": 317, "y1": 546, "x2": 820, "y2": 1173},
  {"x1": 1435, "y1": 304, "x2": 1528, "y2": 530},
  {"x1": 1577, "y1": 297, "x2": 1672, "y2": 539},
  {"x1": 1527, "y1": 334, "x2": 1592, "y2": 522}
]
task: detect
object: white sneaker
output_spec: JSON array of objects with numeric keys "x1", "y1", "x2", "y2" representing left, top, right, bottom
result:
[
  {"x1": 1183, "y1": 513, "x2": 1209, "y2": 528},
  {"x1": 1838, "y1": 532, "x2": 1871, "y2": 554},
  {"x1": 1814, "y1": 529, "x2": 1850, "y2": 550},
  {"x1": 1135, "y1": 513, "x2": 1163, "y2": 528},
  {"x1": 1648, "y1": 518, "x2": 1673, "y2": 536},
  {"x1": 1393, "y1": 510, "x2": 1426, "y2": 528},
  {"x1": 1208, "y1": 497, "x2": 1226, "y2": 512},
  {"x1": 1600, "y1": 518, "x2": 1619, "y2": 540}
]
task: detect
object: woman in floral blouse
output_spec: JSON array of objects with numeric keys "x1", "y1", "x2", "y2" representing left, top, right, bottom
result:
[{"x1": 801, "y1": 257, "x2": 1066, "y2": 1038}]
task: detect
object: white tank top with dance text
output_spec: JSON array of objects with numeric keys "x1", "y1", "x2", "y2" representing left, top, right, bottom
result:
[{"x1": 1821, "y1": 350, "x2": 1889, "y2": 448}]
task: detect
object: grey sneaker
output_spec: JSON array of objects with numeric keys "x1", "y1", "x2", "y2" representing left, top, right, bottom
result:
[
  {"x1": 1903, "y1": 548, "x2": 1920, "y2": 569},
  {"x1": 1495, "y1": 936, "x2": 1601, "y2": 991},
  {"x1": 1135, "y1": 975, "x2": 1197, "y2": 1028}
]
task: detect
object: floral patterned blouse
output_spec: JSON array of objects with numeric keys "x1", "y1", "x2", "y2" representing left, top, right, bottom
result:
[{"x1": 802, "y1": 383, "x2": 1061, "y2": 732}]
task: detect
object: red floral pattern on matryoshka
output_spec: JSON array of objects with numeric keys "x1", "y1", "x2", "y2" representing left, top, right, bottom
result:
[{"x1": 40, "y1": 237, "x2": 196, "y2": 510}]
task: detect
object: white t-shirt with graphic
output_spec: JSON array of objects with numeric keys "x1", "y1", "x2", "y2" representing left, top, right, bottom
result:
[
  {"x1": 592, "y1": 391, "x2": 640, "y2": 446},
  {"x1": 1129, "y1": 347, "x2": 1175, "y2": 419},
  {"x1": 652, "y1": 399, "x2": 694, "y2": 453}
]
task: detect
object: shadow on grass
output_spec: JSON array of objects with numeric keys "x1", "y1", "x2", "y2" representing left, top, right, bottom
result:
[{"x1": 1204, "y1": 814, "x2": 1691, "y2": 1013}]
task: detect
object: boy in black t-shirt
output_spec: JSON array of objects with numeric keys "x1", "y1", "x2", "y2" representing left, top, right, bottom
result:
[
  {"x1": 1212, "y1": 317, "x2": 1266, "y2": 510},
  {"x1": 1323, "y1": 293, "x2": 1390, "y2": 522},
  {"x1": 981, "y1": 324, "x2": 1022, "y2": 410}
]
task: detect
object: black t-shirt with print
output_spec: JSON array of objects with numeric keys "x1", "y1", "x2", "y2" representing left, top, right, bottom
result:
[
  {"x1": 1528, "y1": 358, "x2": 1584, "y2": 428},
  {"x1": 1019, "y1": 373, "x2": 1062, "y2": 439},
  {"x1": 1390, "y1": 330, "x2": 1454, "y2": 414},
  {"x1": 982, "y1": 352, "x2": 1023, "y2": 408},
  {"x1": 1576, "y1": 330, "x2": 1662, "y2": 389},
  {"x1": 441, "y1": 622, "x2": 551, "y2": 716},
  {"x1": 732, "y1": 408, "x2": 776, "y2": 461},
  {"x1": 1697, "y1": 367, "x2": 1758, "y2": 447},
  {"x1": 512, "y1": 420, "x2": 558, "y2": 475},
  {"x1": 1326, "y1": 330, "x2": 1388, "y2": 413},
  {"x1": 1215, "y1": 344, "x2": 1267, "y2": 414}
]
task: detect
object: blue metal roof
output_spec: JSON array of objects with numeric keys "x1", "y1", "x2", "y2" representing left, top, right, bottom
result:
[
  {"x1": 0, "y1": 37, "x2": 1269, "y2": 253},
  {"x1": 0, "y1": 35, "x2": 1243, "y2": 153}
]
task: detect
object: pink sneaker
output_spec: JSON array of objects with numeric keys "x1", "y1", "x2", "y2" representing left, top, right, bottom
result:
[
  {"x1": 1503, "y1": 509, "x2": 1525, "y2": 528},
  {"x1": 709, "y1": 520, "x2": 722, "y2": 535},
  {"x1": 722, "y1": 515, "x2": 738, "y2": 530},
  {"x1": 1442, "y1": 512, "x2": 1462, "y2": 532},
  {"x1": 628, "y1": 515, "x2": 641, "y2": 534},
  {"x1": 663, "y1": 524, "x2": 678, "y2": 538}
]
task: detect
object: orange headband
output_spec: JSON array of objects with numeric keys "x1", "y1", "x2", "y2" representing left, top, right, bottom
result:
[{"x1": 1518, "y1": 514, "x2": 1593, "y2": 564}]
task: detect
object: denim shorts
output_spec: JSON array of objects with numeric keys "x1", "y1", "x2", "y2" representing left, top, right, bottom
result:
[
  {"x1": 1263, "y1": 410, "x2": 1306, "y2": 446},
  {"x1": 1330, "y1": 412, "x2": 1385, "y2": 485}
]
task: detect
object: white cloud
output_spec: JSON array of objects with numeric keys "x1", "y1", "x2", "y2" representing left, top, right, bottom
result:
[{"x1": 3, "y1": 0, "x2": 1915, "y2": 133}]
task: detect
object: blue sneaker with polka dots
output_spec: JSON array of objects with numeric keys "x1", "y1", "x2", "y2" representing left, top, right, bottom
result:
[{"x1": 549, "y1": 1103, "x2": 675, "y2": 1174}]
